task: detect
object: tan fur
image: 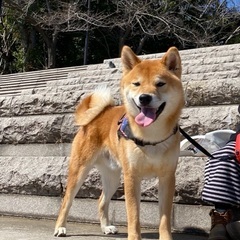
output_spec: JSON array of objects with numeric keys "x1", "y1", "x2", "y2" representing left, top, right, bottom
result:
[
  {"x1": 54, "y1": 46, "x2": 185, "y2": 240},
  {"x1": 75, "y1": 86, "x2": 115, "y2": 126}
]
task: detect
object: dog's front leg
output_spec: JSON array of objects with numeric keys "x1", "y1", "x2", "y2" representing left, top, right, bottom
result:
[
  {"x1": 158, "y1": 172, "x2": 175, "y2": 240},
  {"x1": 124, "y1": 169, "x2": 142, "y2": 240}
]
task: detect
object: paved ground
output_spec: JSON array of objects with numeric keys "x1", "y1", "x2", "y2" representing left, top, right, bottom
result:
[{"x1": 0, "y1": 215, "x2": 208, "y2": 240}]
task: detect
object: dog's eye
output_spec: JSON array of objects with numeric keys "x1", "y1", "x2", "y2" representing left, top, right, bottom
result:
[
  {"x1": 156, "y1": 82, "x2": 166, "y2": 87},
  {"x1": 132, "y1": 82, "x2": 140, "y2": 86}
]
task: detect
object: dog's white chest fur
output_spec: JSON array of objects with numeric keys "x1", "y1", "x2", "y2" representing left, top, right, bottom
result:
[{"x1": 124, "y1": 140, "x2": 178, "y2": 178}]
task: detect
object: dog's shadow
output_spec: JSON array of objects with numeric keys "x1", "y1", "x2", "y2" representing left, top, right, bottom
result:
[
  {"x1": 66, "y1": 232, "x2": 126, "y2": 238},
  {"x1": 67, "y1": 232, "x2": 158, "y2": 239},
  {"x1": 66, "y1": 230, "x2": 207, "y2": 239}
]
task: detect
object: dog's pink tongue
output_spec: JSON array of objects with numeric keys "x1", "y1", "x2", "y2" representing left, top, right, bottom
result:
[{"x1": 135, "y1": 108, "x2": 156, "y2": 127}]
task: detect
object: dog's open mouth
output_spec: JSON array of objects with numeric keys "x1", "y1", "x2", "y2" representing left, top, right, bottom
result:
[{"x1": 135, "y1": 102, "x2": 166, "y2": 127}]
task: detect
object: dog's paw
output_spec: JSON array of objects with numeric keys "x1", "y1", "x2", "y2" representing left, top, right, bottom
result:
[
  {"x1": 54, "y1": 227, "x2": 67, "y2": 237},
  {"x1": 103, "y1": 225, "x2": 118, "y2": 235}
]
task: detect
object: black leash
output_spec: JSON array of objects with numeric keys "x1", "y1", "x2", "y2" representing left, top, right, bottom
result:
[
  {"x1": 118, "y1": 114, "x2": 217, "y2": 157},
  {"x1": 179, "y1": 127, "x2": 214, "y2": 159}
]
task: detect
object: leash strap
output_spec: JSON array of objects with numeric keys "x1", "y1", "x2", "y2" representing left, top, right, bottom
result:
[{"x1": 179, "y1": 127, "x2": 214, "y2": 159}]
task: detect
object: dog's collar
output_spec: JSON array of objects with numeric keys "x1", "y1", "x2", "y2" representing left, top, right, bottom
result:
[{"x1": 117, "y1": 115, "x2": 178, "y2": 147}]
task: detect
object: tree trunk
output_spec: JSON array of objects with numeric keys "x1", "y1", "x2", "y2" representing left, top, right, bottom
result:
[
  {"x1": 47, "y1": 28, "x2": 58, "y2": 69},
  {"x1": 118, "y1": 26, "x2": 131, "y2": 55},
  {"x1": 136, "y1": 35, "x2": 148, "y2": 55}
]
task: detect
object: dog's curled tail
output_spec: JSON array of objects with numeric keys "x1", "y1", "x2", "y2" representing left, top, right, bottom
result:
[{"x1": 75, "y1": 87, "x2": 115, "y2": 126}]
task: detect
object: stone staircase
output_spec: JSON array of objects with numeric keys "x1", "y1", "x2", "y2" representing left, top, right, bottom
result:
[
  {"x1": 0, "y1": 66, "x2": 87, "y2": 96},
  {"x1": 0, "y1": 43, "x2": 240, "y2": 233}
]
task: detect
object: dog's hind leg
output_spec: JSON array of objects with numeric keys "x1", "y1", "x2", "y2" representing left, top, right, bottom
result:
[
  {"x1": 54, "y1": 162, "x2": 92, "y2": 237},
  {"x1": 54, "y1": 132, "x2": 98, "y2": 237},
  {"x1": 96, "y1": 158, "x2": 121, "y2": 235}
]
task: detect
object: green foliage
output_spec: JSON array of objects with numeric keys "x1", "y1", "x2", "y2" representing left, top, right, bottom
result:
[
  {"x1": 12, "y1": 45, "x2": 24, "y2": 72},
  {"x1": 1, "y1": 0, "x2": 240, "y2": 73}
]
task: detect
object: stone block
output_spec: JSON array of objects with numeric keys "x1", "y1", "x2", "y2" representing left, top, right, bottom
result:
[
  {"x1": 10, "y1": 94, "x2": 63, "y2": 116},
  {"x1": 1, "y1": 105, "x2": 238, "y2": 144},
  {"x1": 175, "y1": 157, "x2": 206, "y2": 204},
  {"x1": 0, "y1": 96, "x2": 12, "y2": 116},
  {"x1": 0, "y1": 149, "x2": 206, "y2": 204},
  {"x1": 0, "y1": 143, "x2": 71, "y2": 157},
  {"x1": 0, "y1": 43, "x2": 239, "y2": 211},
  {"x1": 0, "y1": 115, "x2": 66, "y2": 144},
  {"x1": 180, "y1": 105, "x2": 240, "y2": 136},
  {"x1": 0, "y1": 156, "x2": 68, "y2": 196},
  {"x1": 183, "y1": 78, "x2": 240, "y2": 106},
  {"x1": 0, "y1": 194, "x2": 212, "y2": 233}
]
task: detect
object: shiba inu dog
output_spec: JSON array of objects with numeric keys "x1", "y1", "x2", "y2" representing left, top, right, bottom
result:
[{"x1": 54, "y1": 46, "x2": 184, "y2": 240}]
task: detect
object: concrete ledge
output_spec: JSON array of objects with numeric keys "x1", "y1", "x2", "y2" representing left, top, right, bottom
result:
[
  {"x1": 183, "y1": 78, "x2": 240, "y2": 106},
  {"x1": 0, "y1": 105, "x2": 239, "y2": 144},
  {"x1": 0, "y1": 152, "x2": 205, "y2": 203},
  {"x1": 0, "y1": 194, "x2": 211, "y2": 234},
  {"x1": 0, "y1": 215, "x2": 208, "y2": 240},
  {"x1": 104, "y1": 44, "x2": 240, "y2": 69},
  {"x1": 0, "y1": 143, "x2": 71, "y2": 157}
]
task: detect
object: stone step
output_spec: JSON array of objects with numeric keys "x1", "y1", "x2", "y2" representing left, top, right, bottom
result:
[
  {"x1": 182, "y1": 69, "x2": 239, "y2": 81},
  {"x1": 25, "y1": 77, "x2": 240, "y2": 107},
  {"x1": 106, "y1": 55, "x2": 240, "y2": 73},
  {"x1": 180, "y1": 43, "x2": 240, "y2": 58},
  {"x1": 86, "y1": 62, "x2": 114, "y2": 70},
  {"x1": 184, "y1": 78, "x2": 240, "y2": 106},
  {"x1": 29, "y1": 82, "x2": 120, "y2": 103},
  {"x1": 183, "y1": 61, "x2": 240, "y2": 75},
  {"x1": 0, "y1": 44, "x2": 239, "y2": 97},
  {"x1": 0, "y1": 113, "x2": 75, "y2": 144},
  {"x1": 65, "y1": 64, "x2": 239, "y2": 84},
  {"x1": 47, "y1": 75, "x2": 120, "y2": 88},
  {"x1": 54, "y1": 60, "x2": 239, "y2": 89},
  {"x1": 183, "y1": 54, "x2": 240, "y2": 67},
  {"x1": 0, "y1": 143, "x2": 71, "y2": 157},
  {"x1": 0, "y1": 66, "x2": 87, "y2": 97},
  {"x1": 0, "y1": 65, "x2": 87, "y2": 81},
  {"x1": 0, "y1": 78, "x2": 239, "y2": 117},
  {"x1": 180, "y1": 105, "x2": 240, "y2": 136},
  {"x1": 0, "y1": 78, "x2": 238, "y2": 117},
  {"x1": 0, "y1": 76, "x2": 67, "y2": 95},
  {"x1": 104, "y1": 43, "x2": 240, "y2": 67},
  {"x1": 0, "y1": 146, "x2": 206, "y2": 204},
  {"x1": 47, "y1": 60, "x2": 239, "y2": 89},
  {"x1": 67, "y1": 68, "x2": 120, "y2": 80},
  {"x1": 0, "y1": 71, "x2": 68, "y2": 84},
  {"x1": 0, "y1": 105, "x2": 238, "y2": 145},
  {"x1": 0, "y1": 68, "x2": 119, "y2": 96},
  {"x1": 72, "y1": 45, "x2": 240, "y2": 78},
  {"x1": 0, "y1": 92, "x2": 79, "y2": 117},
  {"x1": 0, "y1": 85, "x2": 121, "y2": 117},
  {"x1": 0, "y1": 82, "x2": 47, "y2": 94},
  {"x1": 0, "y1": 195, "x2": 212, "y2": 235},
  {"x1": 0, "y1": 75, "x2": 67, "y2": 96},
  {"x1": 1, "y1": 64, "x2": 238, "y2": 97},
  {"x1": 0, "y1": 89, "x2": 22, "y2": 97}
]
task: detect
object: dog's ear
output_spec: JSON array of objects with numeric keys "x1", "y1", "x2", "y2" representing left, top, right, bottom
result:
[
  {"x1": 162, "y1": 47, "x2": 182, "y2": 79},
  {"x1": 121, "y1": 46, "x2": 141, "y2": 74}
]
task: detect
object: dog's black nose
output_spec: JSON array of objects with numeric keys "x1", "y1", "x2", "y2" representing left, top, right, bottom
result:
[{"x1": 139, "y1": 94, "x2": 152, "y2": 106}]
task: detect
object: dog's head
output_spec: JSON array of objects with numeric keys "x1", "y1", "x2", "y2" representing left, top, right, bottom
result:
[{"x1": 120, "y1": 46, "x2": 184, "y2": 128}]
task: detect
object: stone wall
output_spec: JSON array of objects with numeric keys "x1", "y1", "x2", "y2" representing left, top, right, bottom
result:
[{"x1": 0, "y1": 44, "x2": 240, "y2": 206}]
